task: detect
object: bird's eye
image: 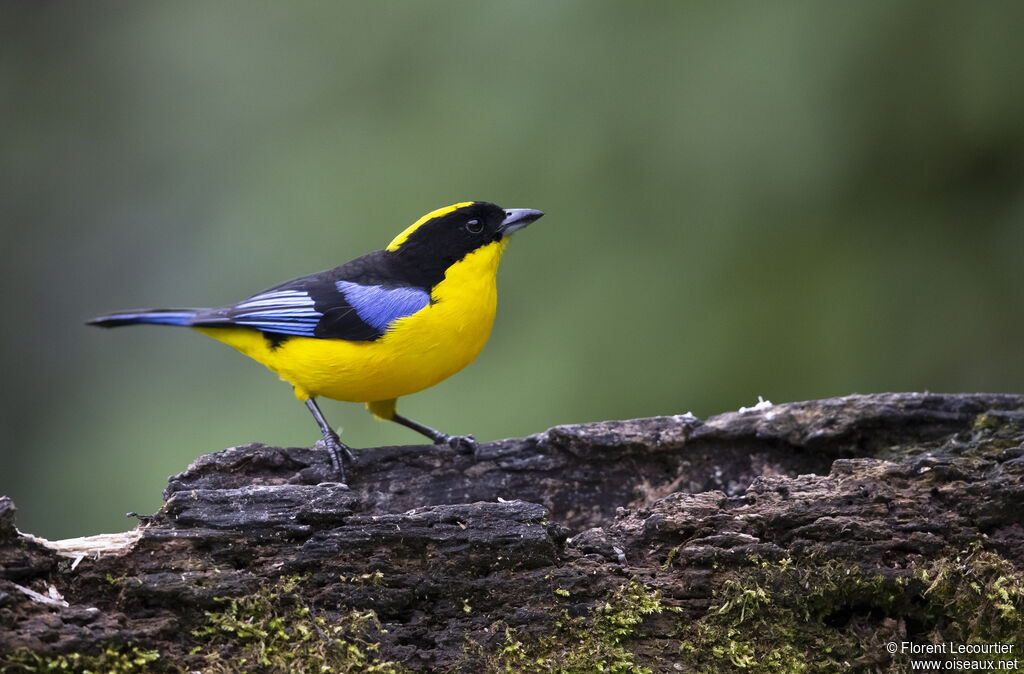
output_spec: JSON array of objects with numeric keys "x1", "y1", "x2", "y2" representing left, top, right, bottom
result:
[{"x1": 465, "y1": 219, "x2": 483, "y2": 234}]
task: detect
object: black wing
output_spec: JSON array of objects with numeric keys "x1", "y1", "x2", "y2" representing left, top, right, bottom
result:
[{"x1": 191, "y1": 252, "x2": 431, "y2": 342}]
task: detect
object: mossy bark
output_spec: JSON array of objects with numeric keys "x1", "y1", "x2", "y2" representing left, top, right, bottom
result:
[{"x1": 2, "y1": 393, "x2": 1024, "y2": 672}]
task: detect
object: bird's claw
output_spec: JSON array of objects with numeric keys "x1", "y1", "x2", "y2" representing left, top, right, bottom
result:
[
  {"x1": 441, "y1": 434, "x2": 477, "y2": 454},
  {"x1": 315, "y1": 432, "x2": 355, "y2": 482}
]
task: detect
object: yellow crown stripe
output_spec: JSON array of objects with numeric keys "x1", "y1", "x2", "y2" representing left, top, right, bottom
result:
[{"x1": 386, "y1": 201, "x2": 474, "y2": 252}]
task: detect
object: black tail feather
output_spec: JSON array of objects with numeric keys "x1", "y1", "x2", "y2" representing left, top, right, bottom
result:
[{"x1": 87, "y1": 309, "x2": 200, "y2": 328}]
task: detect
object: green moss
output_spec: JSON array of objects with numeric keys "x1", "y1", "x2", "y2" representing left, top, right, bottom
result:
[
  {"x1": 2, "y1": 574, "x2": 405, "y2": 674},
  {"x1": 339, "y1": 570, "x2": 385, "y2": 587},
  {"x1": 104, "y1": 573, "x2": 143, "y2": 587},
  {"x1": 916, "y1": 543, "x2": 1024, "y2": 643},
  {"x1": 674, "y1": 546, "x2": 1024, "y2": 672},
  {"x1": 677, "y1": 561, "x2": 900, "y2": 672},
  {"x1": 0, "y1": 644, "x2": 159, "y2": 673},
  {"x1": 972, "y1": 412, "x2": 1004, "y2": 432},
  {"x1": 491, "y1": 579, "x2": 669, "y2": 673},
  {"x1": 661, "y1": 545, "x2": 681, "y2": 570},
  {"x1": 191, "y1": 579, "x2": 406, "y2": 673},
  {"x1": 968, "y1": 412, "x2": 1024, "y2": 456}
]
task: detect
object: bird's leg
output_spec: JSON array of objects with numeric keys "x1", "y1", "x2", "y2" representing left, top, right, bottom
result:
[
  {"x1": 304, "y1": 398, "x2": 356, "y2": 479},
  {"x1": 390, "y1": 412, "x2": 478, "y2": 454}
]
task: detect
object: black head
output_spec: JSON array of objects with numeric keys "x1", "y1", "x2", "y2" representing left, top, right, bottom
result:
[{"x1": 386, "y1": 201, "x2": 543, "y2": 271}]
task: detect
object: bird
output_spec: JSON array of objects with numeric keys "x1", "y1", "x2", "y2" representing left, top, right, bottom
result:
[{"x1": 88, "y1": 201, "x2": 544, "y2": 482}]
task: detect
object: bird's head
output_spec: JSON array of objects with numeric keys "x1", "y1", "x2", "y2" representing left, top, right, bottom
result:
[{"x1": 386, "y1": 202, "x2": 543, "y2": 268}]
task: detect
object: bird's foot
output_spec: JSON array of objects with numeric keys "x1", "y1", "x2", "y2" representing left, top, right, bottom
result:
[
  {"x1": 437, "y1": 433, "x2": 477, "y2": 454},
  {"x1": 314, "y1": 430, "x2": 356, "y2": 482}
]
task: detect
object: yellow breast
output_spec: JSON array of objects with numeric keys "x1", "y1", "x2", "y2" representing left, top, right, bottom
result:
[{"x1": 195, "y1": 239, "x2": 507, "y2": 403}]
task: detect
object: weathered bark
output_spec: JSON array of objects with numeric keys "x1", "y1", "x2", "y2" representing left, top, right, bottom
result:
[{"x1": 2, "y1": 393, "x2": 1024, "y2": 672}]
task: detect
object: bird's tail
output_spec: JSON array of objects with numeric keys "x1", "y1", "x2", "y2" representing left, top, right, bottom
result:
[{"x1": 87, "y1": 309, "x2": 201, "y2": 328}]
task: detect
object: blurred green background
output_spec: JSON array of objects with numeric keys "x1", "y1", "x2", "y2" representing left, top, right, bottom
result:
[{"x1": 2, "y1": 2, "x2": 1023, "y2": 539}]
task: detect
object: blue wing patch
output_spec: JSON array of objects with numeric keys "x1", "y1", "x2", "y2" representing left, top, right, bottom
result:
[
  {"x1": 334, "y1": 281, "x2": 429, "y2": 332},
  {"x1": 229, "y1": 289, "x2": 323, "y2": 336},
  {"x1": 210, "y1": 283, "x2": 428, "y2": 340}
]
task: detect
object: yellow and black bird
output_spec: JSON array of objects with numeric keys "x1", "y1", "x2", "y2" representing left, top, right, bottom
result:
[{"x1": 89, "y1": 201, "x2": 543, "y2": 482}]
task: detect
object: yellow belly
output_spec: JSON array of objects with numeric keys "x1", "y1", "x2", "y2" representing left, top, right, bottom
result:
[{"x1": 195, "y1": 240, "x2": 506, "y2": 403}]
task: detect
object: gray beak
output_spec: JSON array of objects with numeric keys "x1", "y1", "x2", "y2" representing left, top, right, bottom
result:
[{"x1": 499, "y1": 208, "x2": 544, "y2": 236}]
